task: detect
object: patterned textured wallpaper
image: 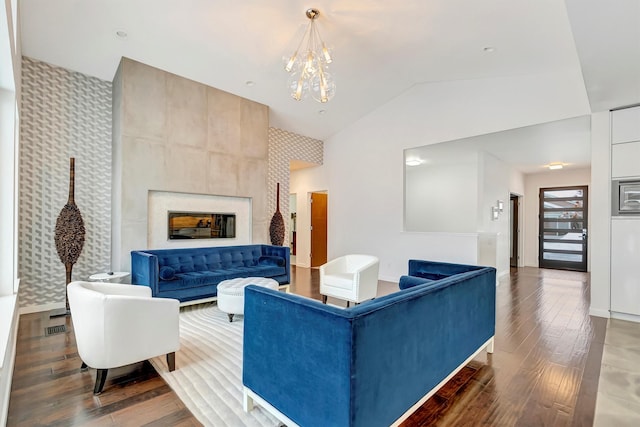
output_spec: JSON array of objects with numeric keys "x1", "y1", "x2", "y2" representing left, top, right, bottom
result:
[
  {"x1": 268, "y1": 127, "x2": 323, "y2": 246},
  {"x1": 19, "y1": 57, "x2": 112, "y2": 310}
]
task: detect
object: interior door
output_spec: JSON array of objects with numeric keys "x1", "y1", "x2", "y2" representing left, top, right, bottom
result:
[
  {"x1": 510, "y1": 195, "x2": 519, "y2": 267},
  {"x1": 310, "y1": 192, "x2": 327, "y2": 267},
  {"x1": 538, "y1": 186, "x2": 588, "y2": 272}
]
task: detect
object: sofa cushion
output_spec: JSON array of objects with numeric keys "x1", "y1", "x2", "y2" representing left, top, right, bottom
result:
[
  {"x1": 193, "y1": 255, "x2": 208, "y2": 271},
  {"x1": 160, "y1": 271, "x2": 228, "y2": 291},
  {"x1": 159, "y1": 266, "x2": 176, "y2": 281},
  {"x1": 205, "y1": 253, "x2": 222, "y2": 270}
]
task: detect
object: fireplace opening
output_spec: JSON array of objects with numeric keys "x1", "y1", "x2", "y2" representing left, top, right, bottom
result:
[{"x1": 168, "y1": 211, "x2": 236, "y2": 240}]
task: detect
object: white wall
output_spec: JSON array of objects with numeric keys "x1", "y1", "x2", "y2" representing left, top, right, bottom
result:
[
  {"x1": 309, "y1": 71, "x2": 589, "y2": 281},
  {"x1": 405, "y1": 156, "x2": 479, "y2": 233},
  {"x1": 589, "y1": 112, "x2": 611, "y2": 317},
  {"x1": 478, "y1": 152, "x2": 511, "y2": 276},
  {"x1": 509, "y1": 169, "x2": 526, "y2": 196},
  {"x1": 522, "y1": 167, "x2": 591, "y2": 268}
]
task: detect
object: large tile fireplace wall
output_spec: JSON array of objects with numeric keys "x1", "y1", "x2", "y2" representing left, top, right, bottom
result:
[{"x1": 112, "y1": 58, "x2": 270, "y2": 270}]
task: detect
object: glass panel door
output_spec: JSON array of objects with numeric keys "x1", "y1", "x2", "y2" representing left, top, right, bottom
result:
[{"x1": 538, "y1": 186, "x2": 588, "y2": 271}]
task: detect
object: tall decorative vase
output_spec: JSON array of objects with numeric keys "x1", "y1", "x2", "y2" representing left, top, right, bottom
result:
[
  {"x1": 269, "y1": 183, "x2": 285, "y2": 246},
  {"x1": 54, "y1": 157, "x2": 86, "y2": 311}
]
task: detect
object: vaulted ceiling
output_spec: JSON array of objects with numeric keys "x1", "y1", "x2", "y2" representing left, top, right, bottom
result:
[{"x1": 19, "y1": 0, "x2": 640, "y2": 162}]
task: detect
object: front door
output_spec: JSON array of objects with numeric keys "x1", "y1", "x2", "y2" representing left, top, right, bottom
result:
[{"x1": 538, "y1": 186, "x2": 588, "y2": 272}]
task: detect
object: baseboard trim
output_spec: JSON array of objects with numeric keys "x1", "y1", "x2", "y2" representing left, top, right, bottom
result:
[
  {"x1": 19, "y1": 301, "x2": 65, "y2": 315},
  {"x1": 379, "y1": 275, "x2": 399, "y2": 283},
  {"x1": 589, "y1": 307, "x2": 611, "y2": 319},
  {"x1": 610, "y1": 311, "x2": 640, "y2": 323}
]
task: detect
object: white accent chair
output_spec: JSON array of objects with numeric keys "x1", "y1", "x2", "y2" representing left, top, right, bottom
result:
[
  {"x1": 67, "y1": 281, "x2": 180, "y2": 394},
  {"x1": 320, "y1": 255, "x2": 380, "y2": 307}
]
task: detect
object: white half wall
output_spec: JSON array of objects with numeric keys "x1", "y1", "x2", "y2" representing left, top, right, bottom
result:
[
  {"x1": 589, "y1": 111, "x2": 611, "y2": 317},
  {"x1": 147, "y1": 191, "x2": 251, "y2": 250},
  {"x1": 477, "y1": 152, "x2": 511, "y2": 277}
]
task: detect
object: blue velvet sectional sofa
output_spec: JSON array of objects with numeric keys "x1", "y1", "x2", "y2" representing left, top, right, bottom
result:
[
  {"x1": 242, "y1": 260, "x2": 496, "y2": 427},
  {"x1": 130, "y1": 245, "x2": 290, "y2": 303}
]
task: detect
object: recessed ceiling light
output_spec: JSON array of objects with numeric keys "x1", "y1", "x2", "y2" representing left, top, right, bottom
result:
[
  {"x1": 245, "y1": 81, "x2": 255, "y2": 87},
  {"x1": 405, "y1": 158, "x2": 423, "y2": 166},
  {"x1": 548, "y1": 163, "x2": 564, "y2": 170},
  {"x1": 483, "y1": 46, "x2": 495, "y2": 53},
  {"x1": 116, "y1": 30, "x2": 128, "y2": 39}
]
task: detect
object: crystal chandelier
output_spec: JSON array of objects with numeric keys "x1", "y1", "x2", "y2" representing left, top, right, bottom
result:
[{"x1": 284, "y1": 8, "x2": 336, "y2": 103}]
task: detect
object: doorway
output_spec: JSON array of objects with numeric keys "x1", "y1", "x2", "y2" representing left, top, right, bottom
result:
[
  {"x1": 289, "y1": 194, "x2": 297, "y2": 265},
  {"x1": 510, "y1": 194, "x2": 520, "y2": 267},
  {"x1": 538, "y1": 186, "x2": 588, "y2": 272},
  {"x1": 310, "y1": 192, "x2": 327, "y2": 267}
]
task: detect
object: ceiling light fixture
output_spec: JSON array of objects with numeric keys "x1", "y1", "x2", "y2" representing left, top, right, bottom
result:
[
  {"x1": 405, "y1": 158, "x2": 423, "y2": 166},
  {"x1": 548, "y1": 163, "x2": 564, "y2": 170},
  {"x1": 284, "y1": 8, "x2": 335, "y2": 103}
]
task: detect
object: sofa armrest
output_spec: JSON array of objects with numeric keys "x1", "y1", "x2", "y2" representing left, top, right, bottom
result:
[
  {"x1": 243, "y1": 286, "x2": 352, "y2": 426},
  {"x1": 261, "y1": 245, "x2": 291, "y2": 283},
  {"x1": 258, "y1": 255, "x2": 285, "y2": 267},
  {"x1": 131, "y1": 251, "x2": 159, "y2": 295},
  {"x1": 320, "y1": 256, "x2": 346, "y2": 276},
  {"x1": 88, "y1": 282, "x2": 152, "y2": 297},
  {"x1": 407, "y1": 259, "x2": 481, "y2": 278},
  {"x1": 103, "y1": 295, "x2": 180, "y2": 368},
  {"x1": 398, "y1": 275, "x2": 433, "y2": 290}
]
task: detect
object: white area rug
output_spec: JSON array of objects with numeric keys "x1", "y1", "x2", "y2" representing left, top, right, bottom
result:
[{"x1": 149, "y1": 304, "x2": 280, "y2": 427}]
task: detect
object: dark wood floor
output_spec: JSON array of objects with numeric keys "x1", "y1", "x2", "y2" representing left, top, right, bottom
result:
[{"x1": 7, "y1": 266, "x2": 605, "y2": 426}]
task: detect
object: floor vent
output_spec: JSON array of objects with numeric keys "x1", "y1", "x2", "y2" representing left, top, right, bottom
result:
[{"x1": 45, "y1": 325, "x2": 67, "y2": 336}]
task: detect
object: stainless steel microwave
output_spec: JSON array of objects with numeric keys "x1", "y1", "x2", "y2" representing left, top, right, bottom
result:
[{"x1": 612, "y1": 179, "x2": 640, "y2": 215}]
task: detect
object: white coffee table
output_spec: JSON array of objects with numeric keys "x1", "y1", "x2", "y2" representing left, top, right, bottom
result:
[{"x1": 217, "y1": 277, "x2": 279, "y2": 322}]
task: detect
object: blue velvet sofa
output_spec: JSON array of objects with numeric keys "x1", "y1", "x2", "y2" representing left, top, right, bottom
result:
[
  {"x1": 242, "y1": 260, "x2": 496, "y2": 427},
  {"x1": 130, "y1": 245, "x2": 290, "y2": 303}
]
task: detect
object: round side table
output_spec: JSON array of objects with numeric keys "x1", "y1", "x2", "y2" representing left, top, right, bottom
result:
[{"x1": 89, "y1": 271, "x2": 131, "y2": 283}]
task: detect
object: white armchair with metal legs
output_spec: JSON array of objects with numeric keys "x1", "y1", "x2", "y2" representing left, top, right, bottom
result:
[
  {"x1": 320, "y1": 254, "x2": 380, "y2": 307},
  {"x1": 67, "y1": 281, "x2": 180, "y2": 394}
]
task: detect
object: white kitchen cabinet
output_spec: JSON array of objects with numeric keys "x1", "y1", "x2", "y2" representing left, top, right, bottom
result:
[
  {"x1": 612, "y1": 106, "x2": 640, "y2": 144},
  {"x1": 612, "y1": 141, "x2": 640, "y2": 178},
  {"x1": 611, "y1": 218, "x2": 640, "y2": 316}
]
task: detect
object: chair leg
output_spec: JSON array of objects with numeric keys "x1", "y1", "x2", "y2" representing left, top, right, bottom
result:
[
  {"x1": 94, "y1": 369, "x2": 108, "y2": 395},
  {"x1": 80, "y1": 361, "x2": 88, "y2": 371},
  {"x1": 167, "y1": 352, "x2": 176, "y2": 372},
  {"x1": 322, "y1": 295, "x2": 327, "y2": 304}
]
